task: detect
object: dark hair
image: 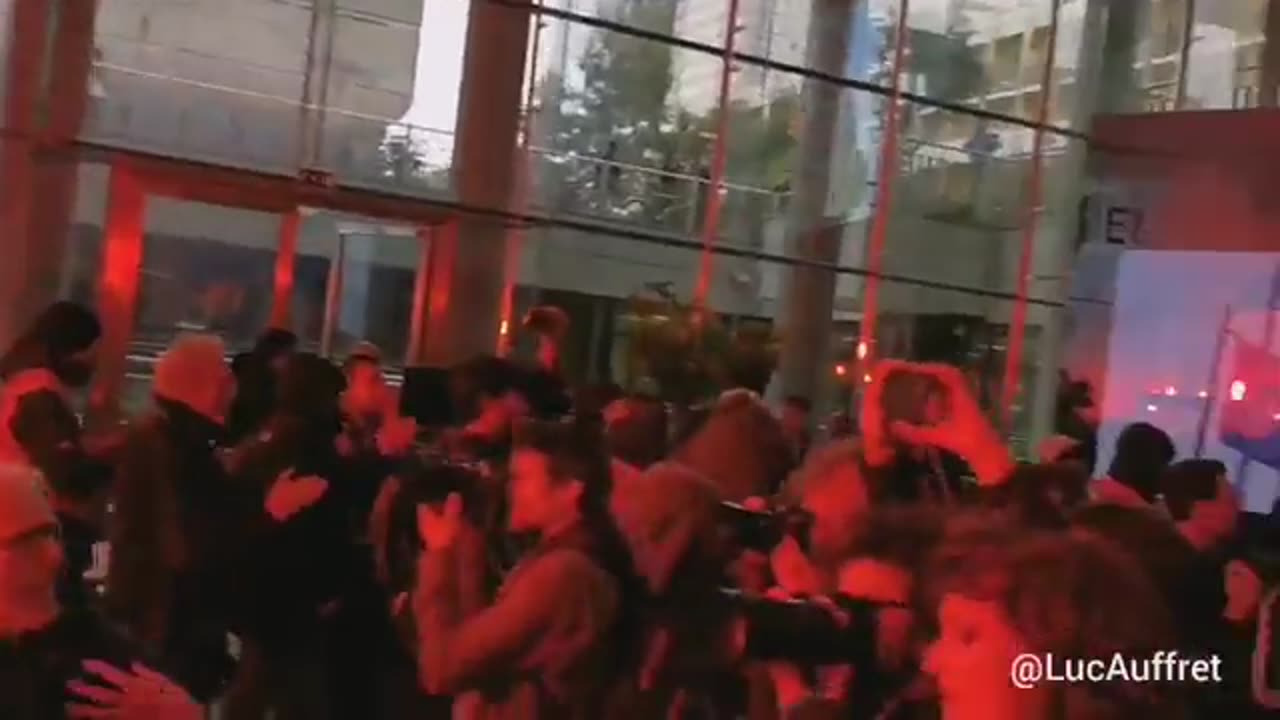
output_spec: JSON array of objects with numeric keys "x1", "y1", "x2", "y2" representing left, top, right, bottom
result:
[
  {"x1": 980, "y1": 462, "x2": 1090, "y2": 530},
  {"x1": 513, "y1": 418, "x2": 611, "y2": 492},
  {"x1": 513, "y1": 419, "x2": 644, "y2": 667},
  {"x1": 923, "y1": 515, "x2": 1185, "y2": 719},
  {"x1": 574, "y1": 382, "x2": 624, "y2": 420},
  {"x1": 451, "y1": 355, "x2": 519, "y2": 421},
  {"x1": 0, "y1": 302, "x2": 101, "y2": 380},
  {"x1": 277, "y1": 353, "x2": 346, "y2": 418},
  {"x1": 1160, "y1": 459, "x2": 1226, "y2": 522},
  {"x1": 1108, "y1": 422, "x2": 1176, "y2": 502},
  {"x1": 605, "y1": 395, "x2": 668, "y2": 470},
  {"x1": 1071, "y1": 503, "x2": 1223, "y2": 650},
  {"x1": 853, "y1": 505, "x2": 946, "y2": 574},
  {"x1": 252, "y1": 328, "x2": 298, "y2": 360}
]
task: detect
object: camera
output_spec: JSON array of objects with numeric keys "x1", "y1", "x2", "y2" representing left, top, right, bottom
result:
[
  {"x1": 381, "y1": 452, "x2": 492, "y2": 593},
  {"x1": 397, "y1": 449, "x2": 491, "y2": 508},
  {"x1": 718, "y1": 502, "x2": 814, "y2": 553},
  {"x1": 721, "y1": 588, "x2": 886, "y2": 667}
]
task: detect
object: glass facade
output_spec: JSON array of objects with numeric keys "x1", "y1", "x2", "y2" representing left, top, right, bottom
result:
[{"x1": 6, "y1": 0, "x2": 1280, "y2": 454}]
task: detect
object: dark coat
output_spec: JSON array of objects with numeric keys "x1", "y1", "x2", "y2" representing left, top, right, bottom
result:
[
  {"x1": 414, "y1": 525, "x2": 621, "y2": 720},
  {"x1": 0, "y1": 609, "x2": 141, "y2": 720},
  {"x1": 105, "y1": 398, "x2": 243, "y2": 700},
  {"x1": 228, "y1": 414, "x2": 362, "y2": 652}
]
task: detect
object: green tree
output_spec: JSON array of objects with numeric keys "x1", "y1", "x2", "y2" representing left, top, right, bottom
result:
[
  {"x1": 622, "y1": 286, "x2": 779, "y2": 405},
  {"x1": 539, "y1": 1, "x2": 695, "y2": 226}
]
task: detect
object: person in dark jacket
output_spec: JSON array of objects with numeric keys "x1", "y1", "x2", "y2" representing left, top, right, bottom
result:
[
  {"x1": 0, "y1": 301, "x2": 109, "y2": 608},
  {"x1": 0, "y1": 462, "x2": 200, "y2": 720},
  {"x1": 225, "y1": 328, "x2": 297, "y2": 444},
  {"x1": 221, "y1": 352, "x2": 353, "y2": 720},
  {"x1": 1092, "y1": 421, "x2": 1175, "y2": 508},
  {"x1": 105, "y1": 334, "x2": 242, "y2": 702}
]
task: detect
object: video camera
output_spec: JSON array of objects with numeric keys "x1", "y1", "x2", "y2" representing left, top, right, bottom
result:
[
  {"x1": 717, "y1": 588, "x2": 893, "y2": 667},
  {"x1": 718, "y1": 502, "x2": 814, "y2": 553},
  {"x1": 382, "y1": 450, "x2": 493, "y2": 593}
]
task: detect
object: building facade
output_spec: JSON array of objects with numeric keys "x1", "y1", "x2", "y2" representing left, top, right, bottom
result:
[{"x1": 7, "y1": 0, "x2": 1280, "y2": 456}]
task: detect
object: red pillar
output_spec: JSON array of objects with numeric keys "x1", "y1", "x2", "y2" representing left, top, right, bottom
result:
[
  {"x1": 89, "y1": 165, "x2": 146, "y2": 423},
  {"x1": 270, "y1": 209, "x2": 301, "y2": 329}
]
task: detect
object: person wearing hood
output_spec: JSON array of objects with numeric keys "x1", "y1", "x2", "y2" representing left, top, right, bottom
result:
[
  {"x1": 1092, "y1": 422, "x2": 1175, "y2": 509},
  {"x1": 0, "y1": 301, "x2": 108, "y2": 608},
  {"x1": 225, "y1": 328, "x2": 297, "y2": 444}
]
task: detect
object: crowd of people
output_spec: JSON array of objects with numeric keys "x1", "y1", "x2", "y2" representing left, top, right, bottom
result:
[{"x1": 1, "y1": 300, "x2": 1279, "y2": 719}]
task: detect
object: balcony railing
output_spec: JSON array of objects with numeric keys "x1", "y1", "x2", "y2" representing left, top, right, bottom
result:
[{"x1": 84, "y1": 55, "x2": 1067, "y2": 239}]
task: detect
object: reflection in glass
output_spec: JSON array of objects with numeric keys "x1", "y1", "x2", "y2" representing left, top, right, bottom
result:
[
  {"x1": 1184, "y1": 0, "x2": 1269, "y2": 109},
  {"x1": 124, "y1": 198, "x2": 279, "y2": 415},
  {"x1": 88, "y1": 0, "x2": 314, "y2": 170},
  {"x1": 61, "y1": 163, "x2": 112, "y2": 309},
  {"x1": 134, "y1": 199, "x2": 278, "y2": 352},
  {"x1": 293, "y1": 212, "x2": 420, "y2": 366}
]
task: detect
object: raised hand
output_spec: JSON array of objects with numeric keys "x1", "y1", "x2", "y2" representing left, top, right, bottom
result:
[
  {"x1": 264, "y1": 468, "x2": 329, "y2": 522},
  {"x1": 882, "y1": 362, "x2": 1013, "y2": 486},
  {"x1": 417, "y1": 492, "x2": 464, "y2": 552},
  {"x1": 769, "y1": 536, "x2": 823, "y2": 596},
  {"x1": 376, "y1": 416, "x2": 418, "y2": 457}
]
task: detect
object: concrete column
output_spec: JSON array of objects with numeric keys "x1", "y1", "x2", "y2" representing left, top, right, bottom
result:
[
  {"x1": 1025, "y1": 0, "x2": 1115, "y2": 448},
  {"x1": 415, "y1": 0, "x2": 531, "y2": 367},
  {"x1": 1097, "y1": 0, "x2": 1148, "y2": 114},
  {"x1": 298, "y1": 0, "x2": 336, "y2": 169},
  {"x1": 774, "y1": 0, "x2": 857, "y2": 407},
  {"x1": 1260, "y1": 0, "x2": 1280, "y2": 107},
  {"x1": 0, "y1": 0, "x2": 98, "y2": 350},
  {"x1": 0, "y1": 0, "x2": 51, "y2": 350}
]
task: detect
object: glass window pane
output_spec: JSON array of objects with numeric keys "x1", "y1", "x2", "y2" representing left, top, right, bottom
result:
[
  {"x1": 530, "y1": 18, "x2": 729, "y2": 237},
  {"x1": 517, "y1": 227, "x2": 703, "y2": 392},
  {"x1": 323, "y1": 1, "x2": 463, "y2": 195},
  {"x1": 293, "y1": 210, "x2": 421, "y2": 366},
  {"x1": 541, "y1": 0, "x2": 728, "y2": 47},
  {"x1": 0, "y1": 0, "x2": 11, "y2": 105},
  {"x1": 888, "y1": 100, "x2": 1041, "y2": 296},
  {"x1": 1184, "y1": 0, "x2": 1269, "y2": 109},
  {"x1": 293, "y1": 212, "x2": 335, "y2": 356},
  {"x1": 904, "y1": 0, "x2": 1061, "y2": 124},
  {"x1": 63, "y1": 162, "x2": 111, "y2": 309},
  {"x1": 136, "y1": 199, "x2": 279, "y2": 350},
  {"x1": 332, "y1": 225, "x2": 420, "y2": 366},
  {"x1": 127, "y1": 198, "x2": 280, "y2": 415},
  {"x1": 88, "y1": 0, "x2": 314, "y2": 170}
]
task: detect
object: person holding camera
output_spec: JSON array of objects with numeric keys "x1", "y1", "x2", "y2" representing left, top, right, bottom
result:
[
  {"x1": 606, "y1": 460, "x2": 919, "y2": 720},
  {"x1": 412, "y1": 419, "x2": 632, "y2": 719},
  {"x1": 860, "y1": 360, "x2": 1015, "y2": 504}
]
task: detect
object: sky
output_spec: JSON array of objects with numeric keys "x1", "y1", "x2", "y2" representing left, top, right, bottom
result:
[{"x1": 401, "y1": 0, "x2": 469, "y2": 163}]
